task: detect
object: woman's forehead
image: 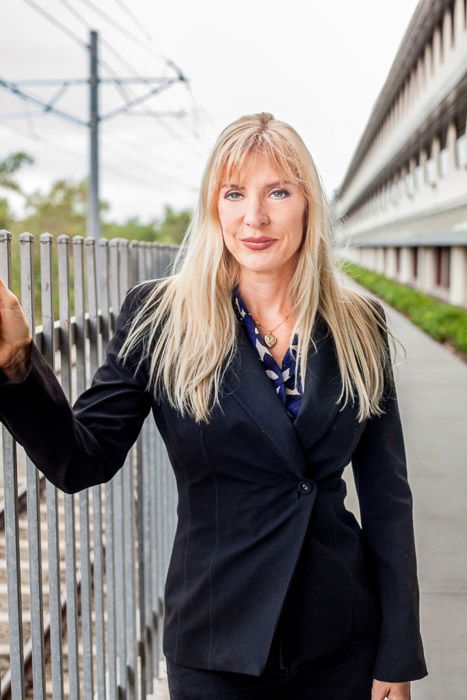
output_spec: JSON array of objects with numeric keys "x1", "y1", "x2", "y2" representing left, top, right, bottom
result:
[{"x1": 220, "y1": 153, "x2": 297, "y2": 186}]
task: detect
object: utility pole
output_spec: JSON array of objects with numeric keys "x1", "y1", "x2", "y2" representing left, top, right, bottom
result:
[
  {"x1": 0, "y1": 30, "x2": 189, "y2": 239},
  {"x1": 88, "y1": 30, "x2": 100, "y2": 239}
]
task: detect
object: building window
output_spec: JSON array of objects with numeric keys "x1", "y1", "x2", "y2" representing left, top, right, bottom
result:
[
  {"x1": 412, "y1": 247, "x2": 418, "y2": 279},
  {"x1": 434, "y1": 246, "x2": 451, "y2": 288},
  {"x1": 456, "y1": 132, "x2": 466, "y2": 167},
  {"x1": 395, "y1": 247, "x2": 401, "y2": 274},
  {"x1": 439, "y1": 147, "x2": 449, "y2": 177},
  {"x1": 426, "y1": 156, "x2": 436, "y2": 185},
  {"x1": 414, "y1": 163, "x2": 422, "y2": 190}
]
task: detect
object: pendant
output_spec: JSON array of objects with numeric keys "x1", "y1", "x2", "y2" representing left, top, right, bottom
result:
[{"x1": 264, "y1": 333, "x2": 277, "y2": 348}]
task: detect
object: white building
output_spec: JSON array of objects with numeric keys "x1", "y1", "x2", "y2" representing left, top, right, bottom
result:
[{"x1": 333, "y1": 0, "x2": 467, "y2": 309}]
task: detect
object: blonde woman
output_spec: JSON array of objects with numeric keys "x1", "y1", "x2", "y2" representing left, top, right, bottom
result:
[{"x1": 0, "y1": 112, "x2": 427, "y2": 699}]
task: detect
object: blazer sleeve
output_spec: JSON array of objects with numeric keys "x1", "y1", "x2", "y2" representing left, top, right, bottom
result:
[
  {"x1": 0, "y1": 282, "x2": 154, "y2": 494},
  {"x1": 351, "y1": 302, "x2": 428, "y2": 683}
]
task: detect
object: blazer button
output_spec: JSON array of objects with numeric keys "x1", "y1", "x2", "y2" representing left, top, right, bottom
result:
[{"x1": 297, "y1": 480, "x2": 314, "y2": 494}]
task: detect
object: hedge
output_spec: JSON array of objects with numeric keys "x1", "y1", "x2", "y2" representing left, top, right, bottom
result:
[{"x1": 340, "y1": 260, "x2": 467, "y2": 358}]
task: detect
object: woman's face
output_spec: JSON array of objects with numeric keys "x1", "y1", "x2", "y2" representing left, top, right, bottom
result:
[{"x1": 217, "y1": 151, "x2": 308, "y2": 277}]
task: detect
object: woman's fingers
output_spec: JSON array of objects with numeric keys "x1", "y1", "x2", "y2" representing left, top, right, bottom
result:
[
  {"x1": 0, "y1": 276, "x2": 32, "y2": 368},
  {"x1": 372, "y1": 679, "x2": 411, "y2": 700}
]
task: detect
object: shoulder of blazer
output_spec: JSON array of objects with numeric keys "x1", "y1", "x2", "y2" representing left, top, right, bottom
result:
[{"x1": 126, "y1": 277, "x2": 166, "y2": 313}]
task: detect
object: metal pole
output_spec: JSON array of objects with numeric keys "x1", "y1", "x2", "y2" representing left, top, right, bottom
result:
[
  {"x1": 88, "y1": 30, "x2": 100, "y2": 239},
  {"x1": 0, "y1": 230, "x2": 25, "y2": 699}
]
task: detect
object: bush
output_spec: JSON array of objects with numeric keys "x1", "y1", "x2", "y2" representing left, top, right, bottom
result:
[{"x1": 340, "y1": 260, "x2": 467, "y2": 357}]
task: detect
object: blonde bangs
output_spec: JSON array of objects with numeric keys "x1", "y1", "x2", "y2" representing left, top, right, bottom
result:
[{"x1": 215, "y1": 129, "x2": 306, "y2": 197}]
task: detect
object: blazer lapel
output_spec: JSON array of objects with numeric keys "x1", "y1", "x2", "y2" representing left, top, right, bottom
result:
[
  {"x1": 292, "y1": 315, "x2": 345, "y2": 452},
  {"x1": 222, "y1": 314, "x2": 344, "y2": 478}
]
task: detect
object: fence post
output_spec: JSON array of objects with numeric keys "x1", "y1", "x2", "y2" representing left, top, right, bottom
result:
[
  {"x1": 20, "y1": 232, "x2": 47, "y2": 699},
  {"x1": 0, "y1": 230, "x2": 25, "y2": 699}
]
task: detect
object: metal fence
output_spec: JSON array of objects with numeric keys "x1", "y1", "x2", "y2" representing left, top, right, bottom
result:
[{"x1": 0, "y1": 231, "x2": 179, "y2": 699}]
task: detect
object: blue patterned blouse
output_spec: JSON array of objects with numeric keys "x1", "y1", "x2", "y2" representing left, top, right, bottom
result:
[{"x1": 232, "y1": 286, "x2": 303, "y2": 420}]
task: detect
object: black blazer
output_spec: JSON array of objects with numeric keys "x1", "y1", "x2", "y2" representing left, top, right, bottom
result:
[{"x1": 0, "y1": 280, "x2": 428, "y2": 682}]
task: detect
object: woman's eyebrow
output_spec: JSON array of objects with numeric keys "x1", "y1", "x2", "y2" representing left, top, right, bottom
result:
[{"x1": 220, "y1": 180, "x2": 294, "y2": 190}]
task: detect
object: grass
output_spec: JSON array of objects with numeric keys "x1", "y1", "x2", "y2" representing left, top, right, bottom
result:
[{"x1": 340, "y1": 260, "x2": 467, "y2": 360}]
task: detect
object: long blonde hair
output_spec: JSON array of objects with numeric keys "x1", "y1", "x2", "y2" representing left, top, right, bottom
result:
[{"x1": 118, "y1": 112, "x2": 403, "y2": 424}]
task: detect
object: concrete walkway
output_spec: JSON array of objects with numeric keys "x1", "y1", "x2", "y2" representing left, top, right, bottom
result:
[{"x1": 341, "y1": 273, "x2": 467, "y2": 699}]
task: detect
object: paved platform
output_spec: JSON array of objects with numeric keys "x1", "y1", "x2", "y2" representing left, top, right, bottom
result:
[{"x1": 341, "y1": 274, "x2": 467, "y2": 699}]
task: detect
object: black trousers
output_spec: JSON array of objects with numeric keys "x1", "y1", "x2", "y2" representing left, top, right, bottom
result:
[{"x1": 165, "y1": 630, "x2": 380, "y2": 700}]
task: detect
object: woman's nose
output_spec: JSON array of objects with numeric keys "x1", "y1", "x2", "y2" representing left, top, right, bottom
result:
[{"x1": 243, "y1": 198, "x2": 269, "y2": 227}]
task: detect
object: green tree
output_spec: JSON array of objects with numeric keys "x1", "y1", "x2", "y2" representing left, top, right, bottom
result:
[
  {"x1": 0, "y1": 152, "x2": 34, "y2": 229},
  {"x1": 102, "y1": 206, "x2": 192, "y2": 244},
  {"x1": 102, "y1": 215, "x2": 160, "y2": 242},
  {"x1": 18, "y1": 179, "x2": 109, "y2": 237},
  {"x1": 0, "y1": 152, "x2": 34, "y2": 194},
  {"x1": 156, "y1": 205, "x2": 191, "y2": 244},
  {"x1": 0, "y1": 197, "x2": 15, "y2": 230}
]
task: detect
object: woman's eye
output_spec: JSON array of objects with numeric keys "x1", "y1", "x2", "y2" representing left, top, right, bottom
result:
[{"x1": 224, "y1": 189, "x2": 290, "y2": 200}]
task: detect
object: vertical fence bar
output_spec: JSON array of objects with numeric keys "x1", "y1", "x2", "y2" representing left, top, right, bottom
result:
[
  {"x1": 129, "y1": 241, "x2": 138, "y2": 288},
  {"x1": 118, "y1": 239, "x2": 138, "y2": 699},
  {"x1": 137, "y1": 243, "x2": 145, "y2": 285},
  {"x1": 149, "y1": 422, "x2": 161, "y2": 677},
  {"x1": 109, "y1": 239, "x2": 128, "y2": 695},
  {"x1": 57, "y1": 235, "x2": 81, "y2": 700},
  {"x1": 99, "y1": 238, "x2": 118, "y2": 700},
  {"x1": 84, "y1": 237, "x2": 106, "y2": 700},
  {"x1": 136, "y1": 418, "x2": 150, "y2": 697},
  {"x1": 20, "y1": 232, "x2": 47, "y2": 700},
  {"x1": 105, "y1": 239, "x2": 120, "y2": 698},
  {"x1": 98, "y1": 238, "x2": 111, "y2": 352},
  {"x1": 73, "y1": 236, "x2": 95, "y2": 700},
  {"x1": 0, "y1": 230, "x2": 25, "y2": 699},
  {"x1": 40, "y1": 232, "x2": 65, "y2": 699},
  {"x1": 155, "y1": 243, "x2": 166, "y2": 674}
]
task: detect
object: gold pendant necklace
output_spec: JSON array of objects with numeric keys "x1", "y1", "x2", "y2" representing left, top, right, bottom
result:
[{"x1": 250, "y1": 315, "x2": 289, "y2": 348}]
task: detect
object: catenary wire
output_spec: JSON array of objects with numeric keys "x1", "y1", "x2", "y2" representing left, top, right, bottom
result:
[
  {"x1": 21, "y1": 0, "x2": 86, "y2": 48},
  {"x1": 111, "y1": 0, "x2": 153, "y2": 43}
]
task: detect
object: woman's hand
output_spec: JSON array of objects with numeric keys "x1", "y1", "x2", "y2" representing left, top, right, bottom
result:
[
  {"x1": 0, "y1": 277, "x2": 33, "y2": 381},
  {"x1": 372, "y1": 679, "x2": 411, "y2": 699}
]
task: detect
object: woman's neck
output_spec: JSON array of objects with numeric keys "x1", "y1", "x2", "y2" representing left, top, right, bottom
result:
[{"x1": 236, "y1": 273, "x2": 295, "y2": 328}]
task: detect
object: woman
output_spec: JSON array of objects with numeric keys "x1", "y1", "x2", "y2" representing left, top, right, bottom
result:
[{"x1": 0, "y1": 112, "x2": 428, "y2": 699}]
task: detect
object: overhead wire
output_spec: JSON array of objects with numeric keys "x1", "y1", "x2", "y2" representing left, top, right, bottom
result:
[
  {"x1": 22, "y1": 0, "x2": 205, "y2": 144},
  {"x1": 111, "y1": 0, "x2": 153, "y2": 43},
  {"x1": 0, "y1": 117, "x2": 184, "y2": 200},
  {"x1": 74, "y1": 0, "x2": 206, "y2": 144},
  {"x1": 55, "y1": 0, "x2": 163, "y2": 127},
  {"x1": 101, "y1": 127, "x2": 198, "y2": 192},
  {"x1": 107, "y1": 6, "x2": 211, "y2": 142},
  {"x1": 14, "y1": 0, "x2": 203, "y2": 209},
  {"x1": 75, "y1": 0, "x2": 152, "y2": 54},
  {"x1": 56, "y1": 0, "x2": 186, "y2": 137},
  {"x1": 20, "y1": 0, "x2": 86, "y2": 48}
]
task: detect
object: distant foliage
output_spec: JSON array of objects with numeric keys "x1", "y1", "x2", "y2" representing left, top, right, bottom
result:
[
  {"x1": 341, "y1": 260, "x2": 467, "y2": 357},
  {"x1": 3, "y1": 171, "x2": 191, "y2": 318}
]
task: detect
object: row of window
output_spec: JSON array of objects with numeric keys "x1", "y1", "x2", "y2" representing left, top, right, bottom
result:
[
  {"x1": 374, "y1": 0, "x2": 466, "y2": 149},
  {"x1": 384, "y1": 245, "x2": 451, "y2": 289},
  {"x1": 352, "y1": 129, "x2": 467, "y2": 221}
]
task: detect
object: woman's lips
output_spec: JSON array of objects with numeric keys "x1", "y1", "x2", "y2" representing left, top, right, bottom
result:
[{"x1": 241, "y1": 238, "x2": 277, "y2": 250}]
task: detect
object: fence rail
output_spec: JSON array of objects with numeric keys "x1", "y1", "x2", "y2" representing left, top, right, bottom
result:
[{"x1": 0, "y1": 231, "x2": 179, "y2": 699}]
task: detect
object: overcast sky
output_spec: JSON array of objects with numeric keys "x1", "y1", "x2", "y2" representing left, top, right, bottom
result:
[{"x1": 1, "y1": 0, "x2": 420, "y2": 224}]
